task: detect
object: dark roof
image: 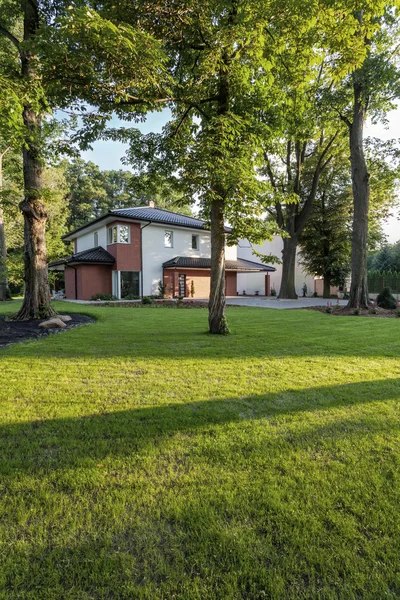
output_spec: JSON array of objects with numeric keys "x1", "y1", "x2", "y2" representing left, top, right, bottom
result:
[
  {"x1": 64, "y1": 206, "x2": 231, "y2": 239},
  {"x1": 162, "y1": 256, "x2": 276, "y2": 272},
  {"x1": 49, "y1": 246, "x2": 115, "y2": 267}
]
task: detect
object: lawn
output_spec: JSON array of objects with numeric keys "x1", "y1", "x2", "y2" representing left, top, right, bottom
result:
[{"x1": 0, "y1": 301, "x2": 399, "y2": 600}]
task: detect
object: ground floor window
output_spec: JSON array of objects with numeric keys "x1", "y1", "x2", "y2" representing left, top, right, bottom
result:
[{"x1": 112, "y1": 271, "x2": 140, "y2": 299}]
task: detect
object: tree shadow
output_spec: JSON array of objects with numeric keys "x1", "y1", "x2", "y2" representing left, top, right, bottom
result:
[
  {"x1": 2, "y1": 378, "x2": 400, "y2": 599},
  {"x1": 1, "y1": 377, "x2": 399, "y2": 479}
]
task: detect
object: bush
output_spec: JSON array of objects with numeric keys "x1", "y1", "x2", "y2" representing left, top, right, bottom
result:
[
  {"x1": 312, "y1": 292, "x2": 318, "y2": 298},
  {"x1": 123, "y1": 294, "x2": 140, "y2": 300},
  {"x1": 90, "y1": 293, "x2": 117, "y2": 301},
  {"x1": 270, "y1": 288, "x2": 276, "y2": 297},
  {"x1": 376, "y1": 286, "x2": 397, "y2": 310},
  {"x1": 157, "y1": 280, "x2": 166, "y2": 298},
  {"x1": 142, "y1": 296, "x2": 153, "y2": 304}
]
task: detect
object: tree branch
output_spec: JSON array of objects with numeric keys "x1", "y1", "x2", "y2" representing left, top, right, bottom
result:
[{"x1": 0, "y1": 25, "x2": 21, "y2": 51}]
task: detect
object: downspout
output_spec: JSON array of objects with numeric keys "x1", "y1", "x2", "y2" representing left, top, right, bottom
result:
[{"x1": 140, "y1": 222, "x2": 151, "y2": 297}]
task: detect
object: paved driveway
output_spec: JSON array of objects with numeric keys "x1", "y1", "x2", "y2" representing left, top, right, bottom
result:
[{"x1": 226, "y1": 296, "x2": 347, "y2": 309}]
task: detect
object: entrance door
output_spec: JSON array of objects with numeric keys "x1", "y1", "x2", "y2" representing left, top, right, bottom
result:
[{"x1": 178, "y1": 274, "x2": 186, "y2": 297}]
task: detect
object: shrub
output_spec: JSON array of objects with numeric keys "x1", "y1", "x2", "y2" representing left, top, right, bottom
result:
[
  {"x1": 369, "y1": 307, "x2": 377, "y2": 315},
  {"x1": 190, "y1": 280, "x2": 195, "y2": 298},
  {"x1": 142, "y1": 296, "x2": 153, "y2": 304},
  {"x1": 123, "y1": 294, "x2": 140, "y2": 300},
  {"x1": 396, "y1": 308, "x2": 400, "y2": 318},
  {"x1": 353, "y1": 307, "x2": 360, "y2": 315},
  {"x1": 312, "y1": 292, "x2": 318, "y2": 298},
  {"x1": 270, "y1": 288, "x2": 276, "y2": 297},
  {"x1": 157, "y1": 280, "x2": 166, "y2": 298},
  {"x1": 376, "y1": 286, "x2": 397, "y2": 310},
  {"x1": 90, "y1": 293, "x2": 117, "y2": 301}
]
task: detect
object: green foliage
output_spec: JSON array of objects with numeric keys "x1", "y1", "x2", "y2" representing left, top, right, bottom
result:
[
  {"x1": 142, "y1": 296, "x2": 153, "y2": 304},
  {"x1": 190, "y1": 279, "x2": 195, "y2": 299},
  {"x1": 157, "y1": 280, "x2": 166, "y2": 299},
  {"x1": 299, "y1": 154, "x2": 352, "y2": 287},
  {"x1": 90, "y1": 293, "x2": 117, "y2": 301},
  {"x1": 376, "y1": 286, "x2": 397, "y2": 309}
]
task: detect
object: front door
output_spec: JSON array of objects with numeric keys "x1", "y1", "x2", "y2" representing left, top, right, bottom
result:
[{"x1": 178, "y1": 274, "x2": 186, "y2": 297}]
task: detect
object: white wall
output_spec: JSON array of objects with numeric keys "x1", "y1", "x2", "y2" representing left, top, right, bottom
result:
[
  {"x1": 142, "y1": 224, "x2": 214, "y2": 295},
  {"x1": 237, "y1": 237, "x2": 315, "y2": 296},
  {"x1": 76, "y1": 226, "x2": 107, "y2": 252}
]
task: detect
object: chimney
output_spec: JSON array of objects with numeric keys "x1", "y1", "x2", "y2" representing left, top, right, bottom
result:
[{"x1": 148, "y1": 200, "x2": 155, "y2": 208}]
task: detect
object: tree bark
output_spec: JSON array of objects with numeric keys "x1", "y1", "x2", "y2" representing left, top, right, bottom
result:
[
  {"x1": 12, "y1": 0, "x2": 55, "y2": 320},
  {"x1": 208, "y1": 48, "x2": 231, "y2": 334},
  {"x1": 323, "y1": 277, "x2": 331, "y2": 299},
  {"x1": 0, "y1": 151, "x2": 9, "y2": 301},
  {"x1": 208, "y1": 198, "x2": 228, "y2": 334},
  {"x1": 279, "y1": 235, "x2": 298, "y2": 299},
  {"x1": 347, "y1": 78, "x2": 370, "y2": 309}
]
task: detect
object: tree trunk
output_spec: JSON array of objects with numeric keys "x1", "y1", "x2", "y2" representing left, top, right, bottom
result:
[
  {"x1": 0, "y1": 151, "x2": 9, "y2": 301},
  {"x1": 208, "y1": 49, "x2": 231, "y2": 334},
  {"x1": 323, "y1": 277, "x2": 331, "y2": 299},
  {"x1": 279, "y1": 236, "x2": 298, "y2": 299},
  {"x1": 208, "y1": 198, "x2": 228, "y2": 334},
  {"x1": 12, "y1": 0, "x2": 55, "y2": 320},
  {"x1": 347, "y1": 78, "x2": 370, "y2": 309}
]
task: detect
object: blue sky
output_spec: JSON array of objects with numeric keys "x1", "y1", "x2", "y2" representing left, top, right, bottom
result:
[{"x1": 80, "y1": 107, "x2": 400, "y2": 243}]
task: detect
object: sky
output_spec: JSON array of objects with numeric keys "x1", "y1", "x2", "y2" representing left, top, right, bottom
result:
[{"x1": 81, "y1": 106, "x2": 400, "y2": 244}]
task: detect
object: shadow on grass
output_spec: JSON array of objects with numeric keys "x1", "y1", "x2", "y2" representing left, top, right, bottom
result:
[
  {"x1": 1, "y1": 378, "x2": 400, "y2": 599},
  {"x1": 1, "y1": 377, "x2": 399, "y2": 478}
]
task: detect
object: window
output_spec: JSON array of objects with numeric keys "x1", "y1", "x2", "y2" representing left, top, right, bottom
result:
[
  {"x1": 108, "y1": 225, "x2": 130, "y2": 244},
  {"x1": 164, "y1": 230, "x2": 173, "y2": 248},
  {"x1": 119, "y1": 225, "x2": 130, "y2": 244},
  {"x1": 94, "y1": 231, "x2": 99, "y2": 246},
  {"x1": 120, "y1": 271, "x2": 140, "y2": 299},
  {"x1": 191, "y1": 235, "x2": 199, "y2": 250}
]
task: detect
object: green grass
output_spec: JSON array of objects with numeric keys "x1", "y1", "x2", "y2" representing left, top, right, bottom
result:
[{"x1": 0, "y1": 301, "x2": 400, "y2": 599}]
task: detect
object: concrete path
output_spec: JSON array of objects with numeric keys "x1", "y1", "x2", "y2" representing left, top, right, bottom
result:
[{"x1": 225, "y1": 296, "x2": 347, "y2": 309}]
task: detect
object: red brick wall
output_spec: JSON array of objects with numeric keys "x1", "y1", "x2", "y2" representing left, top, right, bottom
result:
[
  {"x1": 106, "y1": 222, "x2": 141, "y2": 271},
  {"x1": 164, "y1": 269, "x2": 237, "y2": 298},
  {"x1": 65, "y1": 264, "x2": 112, "y2": 300},
  {"x1": 65, "y1": 267, "x2": 76, "y2": 299}
]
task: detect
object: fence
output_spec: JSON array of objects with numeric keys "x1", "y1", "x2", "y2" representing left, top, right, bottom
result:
[{"x1": 367, "y1": 271, "x2": 400, "y2": 294}]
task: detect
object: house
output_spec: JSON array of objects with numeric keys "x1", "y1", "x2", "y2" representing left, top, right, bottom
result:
[
  {"x1": 237, "y1": 236, "x2": 316, "y2": 297},
  {"x1": 49, "y1": 204, "x2": 275, "y2": 300}
]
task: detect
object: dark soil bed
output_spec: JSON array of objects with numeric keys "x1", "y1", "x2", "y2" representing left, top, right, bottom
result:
[
  {"x1": 0, "y1": 314, "x2": 94, "y2": 349},
  {"x1": 304, "y1": 305, "x2": 400, "y2": 318}
]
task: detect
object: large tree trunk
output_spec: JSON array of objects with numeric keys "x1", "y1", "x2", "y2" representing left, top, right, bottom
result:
[
  {"x1": 279, "y1": 235, "x2": 298, "y2": 299},
  {"x1": 347, "y1": 78, "x2": 369, "y2": 309},
  {"x1": 209, "y1": 198, "x2": 228, "y2": 334},
  {"x1": 208, "y1": 49, "x2": 231, "y2": 334},
  {"x1": 0, "y1": 151, "x2": 9, "y2": 301},
  {"x1": 12, "y1": 2, "x2": 55, "y2": 320},
  {"x1": 323, "y1": 277, "x2": 331, "y2": 299}
]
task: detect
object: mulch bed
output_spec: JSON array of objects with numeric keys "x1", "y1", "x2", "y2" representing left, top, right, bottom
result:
[
  {"x1": 304, "y1": 305, "x2": 400, "y2": 318},
  {"x1": 0, "y1": 313, "x2": 94, "y2": 349}
]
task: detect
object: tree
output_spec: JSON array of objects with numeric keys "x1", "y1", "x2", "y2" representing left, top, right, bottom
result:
[
  {"x1": 0, "y1": 0, "x2": 168, "y2": 318},
  {"x1": 299, "y1": 164, "x2": 352, "y2": 298},
  {"x1": 87, "y1": 0, "x2": 367, "y2": 331},
  {"x1": 64, "y1": 159, "x2": 190, "y2": 231},
  {"x1": 334, "y1": 6, "x2": 400, "y2": 308}
]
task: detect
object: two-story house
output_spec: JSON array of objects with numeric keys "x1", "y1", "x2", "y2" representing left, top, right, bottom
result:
[{"x1": 49, "y1": 204, "x2": 275, "y2": 300}]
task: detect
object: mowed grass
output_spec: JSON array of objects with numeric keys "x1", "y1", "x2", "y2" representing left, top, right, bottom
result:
[{"x1": 0, "y1": 302, "x2": 400, "y2": 600}]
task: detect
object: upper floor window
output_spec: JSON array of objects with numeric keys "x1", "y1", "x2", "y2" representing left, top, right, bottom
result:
[
  {"x1": 94, "y1": 231, "x2": 99, "y2": 246},
  {"x1": 108, "y1": 225, "x2": 130, "y2": 245},
  {"x1": 164, "y1": 230, "x2": 173, "y2": 248},
  {"x1": 192, "y1": 235, "x2": 199, "y2": 250}
]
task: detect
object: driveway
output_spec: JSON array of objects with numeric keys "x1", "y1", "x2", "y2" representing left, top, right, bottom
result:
[{"x1": 226, "y1": 296, "x2": 347, "y2": 309}]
